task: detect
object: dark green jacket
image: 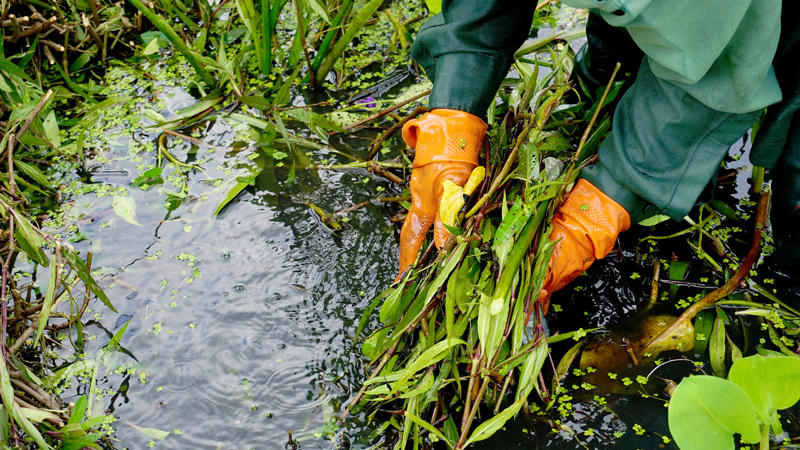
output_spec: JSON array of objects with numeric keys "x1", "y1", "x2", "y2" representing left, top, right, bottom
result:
[{"x1": 412, "y1": 0, "x2": 798, "y2": 223}]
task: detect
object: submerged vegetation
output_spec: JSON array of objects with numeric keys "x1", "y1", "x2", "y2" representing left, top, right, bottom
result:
[{"x1": 0, "y1": 0, "x2": 798, "y2": 448}]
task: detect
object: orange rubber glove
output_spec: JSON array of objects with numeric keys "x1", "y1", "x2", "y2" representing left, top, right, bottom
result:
[
  {"x1": 539, "y1": 179, "x2": 631, "y2": 312},
  {"x1": 398, "y1": 109, "x2": 488, "y2": 279}
]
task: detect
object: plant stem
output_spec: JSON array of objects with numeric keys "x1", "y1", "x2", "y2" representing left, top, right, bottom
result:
[{"x1": 645, "y1": 190, "x2": 771, "y2": 351}]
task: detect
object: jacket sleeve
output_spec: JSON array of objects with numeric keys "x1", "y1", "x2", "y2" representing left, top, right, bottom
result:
[
  {"x1": 411, "y1": 0, "x2": 537, "y2": 117},
  {"x1": 565, "y1": 0, "x2": 782, "y2": 113}
]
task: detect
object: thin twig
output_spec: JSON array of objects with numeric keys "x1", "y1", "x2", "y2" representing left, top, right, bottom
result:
[
  {"x1": 341, "y1": 89, "x2": 431, "y2": 131},
  {"x1": 645, "y1": 190, "x2": 770, "y2": 351}
]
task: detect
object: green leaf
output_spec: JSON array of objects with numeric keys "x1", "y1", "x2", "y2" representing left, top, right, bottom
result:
[
  {"x1": 728, "y1": 355, "x2": 800, "y2": 425},
  {"x1": 214, "y1": 175, "x2": 255, "y2": 215},
  {"x1": 465, "y1": 399, "x2": 525, "y2": 446},
  {"x1": 517, "y1": 341, "x2": 548, "y2": 396},
  {"x1": 239, "y1": 96, "x2": 271, "y2": 110},
  {"x1": 68, "y1": 396, "x2": 89, "y2": 425},
  {"x1": 379, "y1": 287, "x2": 404, "y2": 323},
  {"x1": 142, "y1": 37, "x2": 162, "y2": 55},
  {"x1": 19, "y1": 406, "x2": 60, "y2": 424},
  {"x1": 43, "y1": 110, "x2": 61, "y2": 147},
  {"x1": 61, "y1": 435, "x2": 101, "y2": 450},
  {"x1": 112, "y1": 196, "x2": 142, "y2": 226},
  {"x1": 389, "y1": 339, "x2": 465, "y2": 395},
  {"x1": 12, "y1": 403, "x2": 51, "y2": 449},
  {"x1": 63, "y1": 250, "x2": 116, "y2": 313},
  {"x1": 35, "y1": 250, "x2": 58, "y2": 345},
  {"x1": 668, "y1": 376, "x2": 761, "y2": 450},
  {"x1": 0, "y1": 56, "x2": 34, "y2": 81},
  {"x1": 638, "y1": 214, "x2": 670, "y2": 227},
  {"x1": 126, "y1": 422, "x2": 171, "y2": 440},
  {"x1": 15, "y1": 159, "x2": 55, "y2": 190},
  {"x1": 12, "y1": 211, "x2": 49, "y2": 266},
  {"x1": 492, "y1": 197, "x2": 530, "y2": 271},
  {"x1": 669, "y1": 260, "x2": 690, "y2": 299},
  {"x1": 693, "y1": 309, "x2": 714, "y2": 356},
  {"x1": 405, "y1": 411, "x2": 453, "y2": 449},
  {"x1": 710, "y1": 309, "x2": 727, "y2": 377},
  {"x1": 302, "y1": 0, "x2": 331, "y2": 23},
  {"x1": 283, "y1": 108, "x2": 345, "y2": 133}
]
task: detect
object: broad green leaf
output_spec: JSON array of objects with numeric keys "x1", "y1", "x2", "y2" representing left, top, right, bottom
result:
[
  {"x1": 465, "y1": 399, "x2": 525, "y2": 446},
  {"x1": 552, "y1": 340, "x2": 582, "y2": 394},
  {"x1": 477, "y1": 291, "x2": 508, "y2": 363},
  {"x1": 68, "y1": 396, "x2": 89, "y2": 425},
  {"x1": 112, "y1": 196, "x2": 141, "y2": 226},
  {"x1": 423, "y1": 0, "x2": 441, "y2": 12},
  {"x1": 379, "y1": 287, "x2": 404, "y2": 323},
  {"x1": 728, "y1": 355, "x2": 800, "y2": 425},
  {"x1": 239, "y1": 96, "x2": 271, "y2": 110},
  {"x1": 283, "y1": 108, "x2": 345, "y2": 133},
  {"x1": 61, "y1": 435, "x2": 101, "y2": 450},
  {"x1": 668, "y1": 376, "x2": 760, "y2": 450},
  {"x1": 0, "y1": 57, "x2": 34, "y2": 81}
]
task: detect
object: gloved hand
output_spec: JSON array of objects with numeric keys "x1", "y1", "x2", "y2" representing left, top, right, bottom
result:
[
  {"x1": 539, "y1": 179, "x2": 631, "y2": 311},
  {"x1": 398, "y1": 109, "x2": 488, "y2": 279}
]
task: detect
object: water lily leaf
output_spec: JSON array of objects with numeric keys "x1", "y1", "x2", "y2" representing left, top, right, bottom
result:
[
  {"x1": 112, "y1": 196, "x2": 142, "y2": 226},
  {"x1": 668, "y1": 375, "x2": 760, "y2": 450},
  {"x1": 728, "y1": 355, "x2": 800, "y2": 425}
]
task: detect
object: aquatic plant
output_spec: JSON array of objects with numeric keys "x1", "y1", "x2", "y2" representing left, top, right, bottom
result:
[
  {"x1": 348, "y1": 28, "x2": 621, "y2": 449},
  {"x1": 669, "y1": 355, "x2": 800, "y2": 450}
]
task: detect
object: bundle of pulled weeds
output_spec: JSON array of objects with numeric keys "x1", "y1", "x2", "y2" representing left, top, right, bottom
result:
[{"x1": 345, "y1": 49, "x2": 621, "y2": 449}]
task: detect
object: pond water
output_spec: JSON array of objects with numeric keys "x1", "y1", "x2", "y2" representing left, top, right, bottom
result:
[{"x1": 36, "y1": 12, "x2": 792, "y2": 450}]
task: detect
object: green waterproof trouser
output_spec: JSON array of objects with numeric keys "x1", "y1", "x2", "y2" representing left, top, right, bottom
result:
[{"x1": 577, "y1": 6, "x2": 799, "y2": 270}]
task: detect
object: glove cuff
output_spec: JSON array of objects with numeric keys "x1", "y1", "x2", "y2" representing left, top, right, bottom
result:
[{"x1": 402, "y1": 109, "x2": 487, "y2": 168}]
